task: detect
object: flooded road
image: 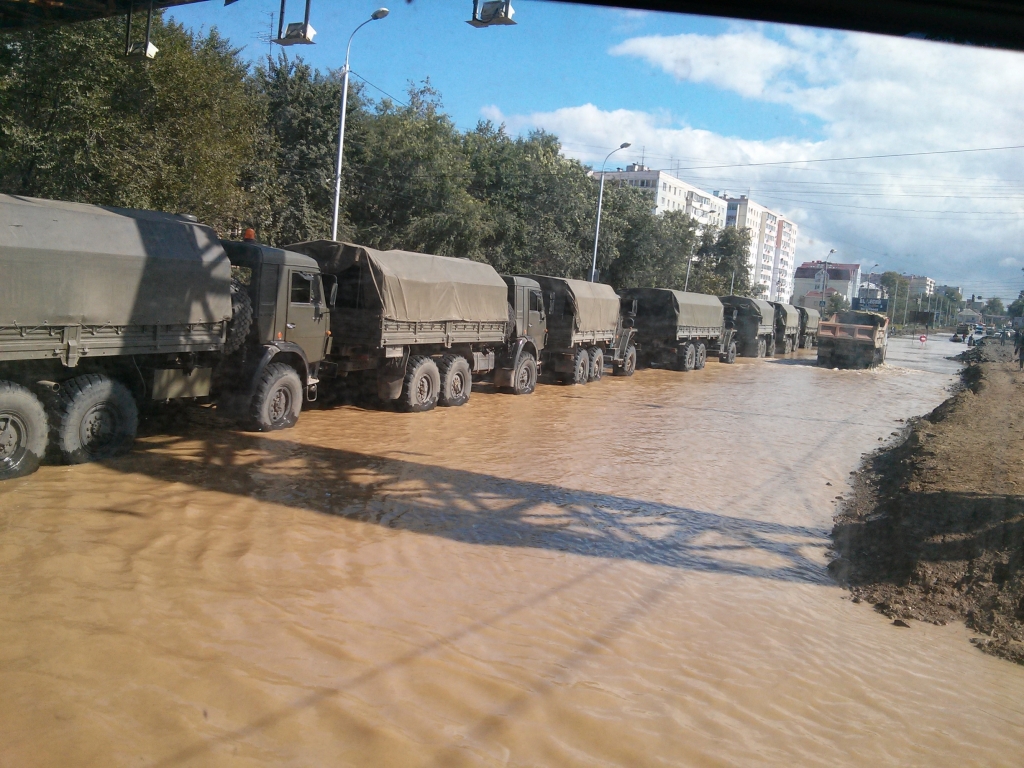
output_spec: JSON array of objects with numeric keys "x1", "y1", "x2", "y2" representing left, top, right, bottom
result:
[{"x1": 3, "y1": 337, "x2": 1023, "y2": 767}]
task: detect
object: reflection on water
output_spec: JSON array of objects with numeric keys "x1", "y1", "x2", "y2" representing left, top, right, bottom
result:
[{"x1": 2, "y1": 338, "x2": 1023, "y2": 767}]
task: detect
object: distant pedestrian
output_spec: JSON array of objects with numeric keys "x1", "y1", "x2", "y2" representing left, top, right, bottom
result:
[
  {"x1": 1018, "y1": 345, "x2": 1024, "y2": 371},
  {"x1": 1001, "y1": 330, "x2": 1008, "y2": 346}
]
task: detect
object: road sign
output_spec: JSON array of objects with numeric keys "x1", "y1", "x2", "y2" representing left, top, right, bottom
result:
[{"x1": 919, "y1": 334, "x2": 927, "y2": 344}]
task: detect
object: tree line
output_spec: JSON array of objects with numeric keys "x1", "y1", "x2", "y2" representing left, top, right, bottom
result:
[{"x1": 0, "y1": 15, "x2": 754, "y2": 296}]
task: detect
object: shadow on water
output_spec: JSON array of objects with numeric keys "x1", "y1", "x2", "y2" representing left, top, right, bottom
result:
[{"x1": 111, "y1": 422, "x2": 829, "y2": 585}]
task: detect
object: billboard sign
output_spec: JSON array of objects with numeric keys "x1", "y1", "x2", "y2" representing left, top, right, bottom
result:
[{"x1": 852, "y1": 297, "x2": 889, "y2": 312}]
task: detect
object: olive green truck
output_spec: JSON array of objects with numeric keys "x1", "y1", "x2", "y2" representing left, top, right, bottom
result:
[
  {"x1": 720, "y1": 296, "x2": 777, "y2": 358},
  {"x1": 0, "y1": 196, "x2": 331, "y2": 480},
  {"x1": 619, "y1": 288, "x2": 737, "y2": 369},
  {"x1": 287, "y1": 241, "x2": 546, "y2": 411}
]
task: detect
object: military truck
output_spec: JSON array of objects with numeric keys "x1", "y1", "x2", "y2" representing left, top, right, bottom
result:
[
  {"x1": 0, "y1": 195, "x2": 331, "y2": 480},
  {"x1": 522, "y1": 275, "x2": 636, "y2": 383},
  {"x1": 817, "y1": 310, "x2": 890, "y2": 368},
  {"x1": 719, "y1": 296, "x2": 776, "y2": 358},
  {"x1": 795, "y1": 306, "x2": 821, "y2": 348},
  {"x1": 286, "y1": 241, "x2": 545, "y2": 412},
  {"x1": 770, "y1": 302, "x2": 801, "y2": 354},
  {"x1": 619, "y1": 288, "x2": 737, "y2": 370}
]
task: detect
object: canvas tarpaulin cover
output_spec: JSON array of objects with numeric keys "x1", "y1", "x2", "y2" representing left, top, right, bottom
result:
[
  {"x1": 624, "y1": 288, "x2": 723, "y2": 329},
  {"x1": 526, "y1": 275, "x2": 621, "y2": 333},
  {"x1": 802, "y1": 307, "x2": 821, "y2": 331},
  {"x1": 287, "y1": 241, "x2": 509, "y2": 323},
  {"x1": 0, "y1": 195, "x2": 231, "y2": 327},
  {"x1": 773, "y1": 303, "x2": 801, "y2": 333}
]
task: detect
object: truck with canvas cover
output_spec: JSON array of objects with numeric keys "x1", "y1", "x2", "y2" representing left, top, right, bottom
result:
[
  {"x1": 619, "y1": 288, "x2": 737, "y2": 370},
  {"x1": 286, "y1": 241, "x2": 544, "y2": 412},
  {"x1": 719, "y1": 296, "x2": 777, "y2": 358},
  {"x1": 522, "y1": 275, "x2": 636, "y2": 384},
  {"x1": 796, "y1": 306, "x2": 820, "y2": 348},
  {"x1": 817, "y1": 310, "x2": 890, "y2": 368},
  {"x1": 770, "y1": 302, "x2": 801, "y2": 354},
  {"x1": 0, "y1": 195, "x2": 331, "y2": 480}
]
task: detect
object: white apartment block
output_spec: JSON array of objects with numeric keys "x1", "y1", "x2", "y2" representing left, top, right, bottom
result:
[
  {"x1": 772, "y1": 218, "x2": 798, "y2": 303},
  {"x1": 907, "y1": 275, "x2": 935, "y2": 297},
  {"x1": 597, "y1": 164, "x2": 727, "y2": 229},
  {"x1": 721, "y1": 196, "x2": 776, "y2": 298}
]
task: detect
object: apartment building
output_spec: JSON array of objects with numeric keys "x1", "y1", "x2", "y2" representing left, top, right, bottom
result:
[
  {"x1": 907, "y1": 275, "x2": 935, "y2": 297},
  {"x1": 720, "y1": 195, "x2": 785, "y2": 298},
  {"x1": 772, "y1": 218, "x2": 798, "y2": 303},
  {"x1": 597, "y1": 164, "x2": 727, "y2": 228},
  {"x1": 792, "y1": 261, "x2": 862, "y2": 308}
]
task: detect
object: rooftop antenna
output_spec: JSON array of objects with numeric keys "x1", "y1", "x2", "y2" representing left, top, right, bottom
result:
[{"x1": 640, "y1": 146, "x2": 645, "y2": 166}]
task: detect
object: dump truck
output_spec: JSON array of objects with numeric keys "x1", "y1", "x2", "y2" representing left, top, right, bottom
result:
[
  {"x1": 795, "y1": 306, "x2": 820, "y2": 348},
  {"x1": 285, "y1": 241, "x2": 545, "y2": 412},
  {"x1": 619, "y1": 288, "x2": 737, "y2": 369},
  {"x1": 770, "y1": 302, "x2": 801, "y2": 354},
  {"x1": 719, "y1": 296, "x2": 776, "y2": 357},
  {"x1": 521, "y1": 275, "x2": 636, "y2": 383},
  {"x1": 0, "y1": 195, "x2": 331, "y2": 480},
  {"x1": 817, "y1": 310, "x2": 890, "y2": 368}
]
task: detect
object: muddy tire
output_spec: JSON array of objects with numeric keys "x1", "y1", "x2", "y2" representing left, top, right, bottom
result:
[
  {"x1": 250, "y1": 362, "x2": 302, "y2": 431},
  {"x1": 614, "y1": 344, "x2": 637, "y2": 376},
  {"x1": 399, "y1": 355, "x2": 440, "y2": 411},
  {"x1": 757, "y1": 338, "x2": 766, "y2": 358},
  {"x1": 588, "y1": 347, "x2": 604, "y2": 382},
  {"x1": 0, "y1": 381, "x2": 48, "y2": 480},
  {"x1": 438, "y1": 354, "x2": 472, "y2": 407},
  {"x1": 511, "y1": 352, "x2": 537, "y2": 395},
  {"x1": 677, "y1": 342, "x2": 696, "y2": 372},
  {"x1": 721, "y1": 341, "x2": 738, "y2": 364},
  {"x1": 52, "y1": 374, "x2": 138, "y2": 463},
  {"x1": 225, "y1": 278, "x2": 253, "y2": 355},
  {"x1": 570, "y1": 348, "x2": 589, "y2": 385},
  {"x1": 783, "y1": 337, "x2": 793, "y2": 354},
  {"x1": 695, "y1": 342, "x2": 707, "y2": 370}
]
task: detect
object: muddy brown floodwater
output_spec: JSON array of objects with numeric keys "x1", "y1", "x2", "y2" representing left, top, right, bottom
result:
[{"x1": 3, "y1": 339, "x2": 1024, "y2": 767}]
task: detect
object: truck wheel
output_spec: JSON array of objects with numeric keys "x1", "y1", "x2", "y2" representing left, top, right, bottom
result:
[
  {"x1": 614, "y1": 344, "x2": 637, "y2": 376},
  {"x1": 677, "y1": 342, "x2": 696, "y2": 372},
  {"x1": 225, "y1": 278, "x2": 254, "y2": 355},
  {"x1": 720, "y1": 341, "x2": 737, "y2": 364},
  {"x1": 249, "y1": 362, "x2": 303, "y2": 431},
  {"x1": 757, "y1": 338, "x2": 766, "y2": 358},
  {"x1": 783, "y1": 337, "x2": 793, "y2": 354},
  {"x1": 695, "y1": 343, "x2": 707, "y2": 369},
  {"x1": 399, "y1": 355, "x2": 440, "y2": 411},
  {"x1": 52, "y1": 374, "x2": 138, "y2": 463},
  {"x1": 0, "y1": 382, "x2": 48, "y2": 480},
  {"x1": 511, "y1": 352, "x2": 537, "y2": 395},
  {"x1": 588, "y1": 347, "x2": 604, "y2": 381},
  {"x1": 438, "y1": 354, "x2": 472, "y2": 407},
  {"x1": 571, "y1": 348, "x2": 589, "y2": 385}
]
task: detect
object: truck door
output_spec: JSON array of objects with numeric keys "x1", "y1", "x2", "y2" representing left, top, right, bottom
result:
[
  {"x1": 285, "y1": 269, "x2": 327, "y2": 363},
  {"x1": 528, "y1": 288, "x2": 546, "y2": 349}
]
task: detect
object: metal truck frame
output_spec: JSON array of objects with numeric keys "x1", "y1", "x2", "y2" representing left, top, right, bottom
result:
[
  {"x1": 620, "y1": 287, "x2": 737, "y2": 370},
  {"x1": 287, "y1": 241, "x2": 545, "y2": 412},
  {"x1": 522, "y1": 275, "x2": 636, "y2": 384},
  {"x1": 0, "y1": 196, "x2": 330, "y2": 481}
]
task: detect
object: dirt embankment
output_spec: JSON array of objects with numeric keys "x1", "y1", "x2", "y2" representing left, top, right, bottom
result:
[{"x1": 829, "y1": 341, "x2": 1024, "y2": 664}]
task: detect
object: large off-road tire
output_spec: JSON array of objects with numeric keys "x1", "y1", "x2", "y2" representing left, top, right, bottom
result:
[
  {"x1": 438, "y1": 354, "x2": 472, "y2": 407},
  {"x1": 398, "y1": 355, "x2": 440, "y2": 412},
  {"x1": 0, "y1": 381, "x2": 48, "y2": 480},
  {"x1": 720, "y1": 341, "x2": 738, "y2": 364},
  {"x1": 571, "y1": 348, "x2": 589, "y2": 385},
  {"x1": 677, "y1": 342, "x2": 697, "y2": 372},
  {"x1": 52, "y1": 374, "x2": 138, "y2": 464},
  {"x1": 783, "y1": 337, "x2": 793, "y2": 354},
  {"x1": 588, "y1": 347, "x2": 604, "y2": 382},
  {"x1": 695, "y1": 342, "x2": 707, "y2": 370},
  {"x1": 225, "y1": 278, "x2": 254, "y2": 355},
  {"x1": 614, "y1": 344, "x2": 637, "y2": 376},
  {"x1": 757, "y1": 338, "x2": 767, "y2": 358},
  {"x1": 511, "y1": 352, "x2": 537, "y2": 395},
  {"x1": 249, "y1": 362, "x2": 302, "y2": 431}
]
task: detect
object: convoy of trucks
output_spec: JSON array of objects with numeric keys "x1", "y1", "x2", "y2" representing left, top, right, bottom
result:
[{"x1": 0, "y1": 195, "x2": 905, "y2": 481}]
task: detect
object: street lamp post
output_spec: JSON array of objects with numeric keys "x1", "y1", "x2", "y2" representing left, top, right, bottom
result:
[
  {"x1": 589, "y1": 142, "x2": 631, "y2": 282},
  {"x1": 331, "y1": 8, "x2": 390, "y2": 242},
  {"x1": 902, "y1": 274, "x2": 911, "y2": 326},
  {"x1": 819, "y1": 248, "x2": 836, "y2": 315}
]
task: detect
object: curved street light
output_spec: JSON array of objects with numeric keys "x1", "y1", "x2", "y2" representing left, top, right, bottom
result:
[
  {"x1": 589, "y1": 142, "x2": 631, "y2": 282},
  {"x1": 331, "y1": 8, "x2": 390, "y2": 241}
]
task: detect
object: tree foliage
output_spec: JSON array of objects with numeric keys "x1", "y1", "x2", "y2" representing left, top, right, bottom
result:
[{"x1": 0, "y1": 18, "x2": 760, "y2": 297}]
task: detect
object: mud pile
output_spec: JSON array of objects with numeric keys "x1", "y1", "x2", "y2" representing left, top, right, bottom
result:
[{"x1": 830, "y1": 341, "x2": 1024, "y2": 664}]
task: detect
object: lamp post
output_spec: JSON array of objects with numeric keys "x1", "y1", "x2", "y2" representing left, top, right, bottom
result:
[
  {"x1": 589, "y1": 142, "x2": 631, "y2": 282},
  {"x1": 819, "y1": 248, "x2": 835, "y2": 314},
  {"x1": 902, "y1": 273, "x2": 911, "y2": 326},
  {"x1": 331, "y1": 8, "x2": 390, "y2": 241}
]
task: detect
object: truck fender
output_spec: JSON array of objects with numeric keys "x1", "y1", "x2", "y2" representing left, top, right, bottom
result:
[
  {"x1": 377, "y1": 348, "x2": 410, "y2": 402},
  {"x1": 247, "y1": 343, "x2": 310, "y2": 399},
  {"x1": 495, "y1": 338, "x2": 538, "y2": 387}
]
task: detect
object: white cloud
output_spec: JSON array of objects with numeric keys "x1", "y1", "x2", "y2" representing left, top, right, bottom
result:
[{"x1": 491, "y1": 27, "x2": 1024, "y2": 299}]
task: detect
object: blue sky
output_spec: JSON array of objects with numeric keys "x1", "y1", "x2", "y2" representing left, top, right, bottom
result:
[{"x1": 168, "y1": 0, "x2": 1024, "y2": 302}]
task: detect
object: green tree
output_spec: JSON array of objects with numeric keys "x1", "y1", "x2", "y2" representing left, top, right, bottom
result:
[
  {"x1": 826, "y1": 292, "x2": 851, "y2": 315},
  {"x1": 984, "y1": 297, "x2": 1005, "y2": 316},
  {"x1": 1007, "y1": 291, "x2": 1024, "y2": 318}
]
